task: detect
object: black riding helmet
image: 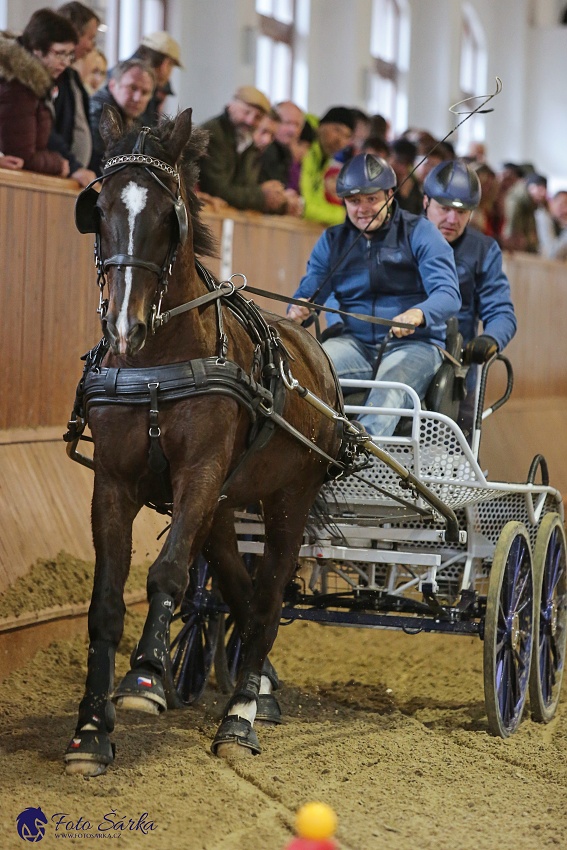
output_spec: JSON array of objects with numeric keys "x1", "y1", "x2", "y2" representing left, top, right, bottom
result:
[
  {"x1": 336, "y1": 153, "x2": 397, "y2": 198},
  {"x1": 423, "y1": 160, "x2": 481, "y2": 210}
]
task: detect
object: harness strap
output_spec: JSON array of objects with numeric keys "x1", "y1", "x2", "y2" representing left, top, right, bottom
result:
[
  {"x1": 104, "y1": 254, "x2": 163, "y2": 276},
  {"x1": 242, "y1": 285, "x2": 416, "y2": 330}
]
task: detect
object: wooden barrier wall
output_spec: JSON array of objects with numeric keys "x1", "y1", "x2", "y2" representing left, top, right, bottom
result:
[
  {"x1": 1, "y1": 169, "x2": 567, "y2": 429},
  {"x1": 1, "y1": 170, "x2": 566, "y2": 596}
]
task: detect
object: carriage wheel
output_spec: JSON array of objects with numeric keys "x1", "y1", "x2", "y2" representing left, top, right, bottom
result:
[
  {"x1": 529, "y1": 513, "x2": 567, "y2": 723},
  {"x1": 168, "y1": 555, "x2": 221, "y2": 705},
  {"x1": 483, "y1": 521, "x2": 534, "y2": 737}
]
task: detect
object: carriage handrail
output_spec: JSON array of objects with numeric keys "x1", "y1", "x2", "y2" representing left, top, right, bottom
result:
[{"x1": 471, "y1": 354, "x2": 514, "y2": 458}]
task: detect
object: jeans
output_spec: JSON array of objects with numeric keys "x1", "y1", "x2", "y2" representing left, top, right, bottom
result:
[{"x1": 324, "y1": 334, "x2": 443, "y2": 436}]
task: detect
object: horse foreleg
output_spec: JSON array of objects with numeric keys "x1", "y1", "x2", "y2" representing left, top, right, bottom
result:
[
  {"x1": 65, "y1": 477, "x2": 137, "y2": 776},
  {"x1": 211, "y1": 484, "x2": 320, "y2": 758},
  {"x1": 113, "y1": 472, "x2": 225, "y2": 717}
]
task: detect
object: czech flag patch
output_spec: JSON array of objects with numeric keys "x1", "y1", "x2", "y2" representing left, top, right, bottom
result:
[{"x1": 137, "y1": 676, "x2": 153, "y2": 688}]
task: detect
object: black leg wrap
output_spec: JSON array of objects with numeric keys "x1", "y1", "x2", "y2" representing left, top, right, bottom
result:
[
  {"x1": 225, "y1": 670, "x2": 261, "y2": 713},
  {"x1": 130, "y1": 592, "x2": 174, "y2": 674},
  {"x1": 112, "y1": 594, "x2": 173, "y2": 712},
  {"x1": 65, "y1": 641, "x2": 116, "y2": 768},
  {"x1": 76, "y1": 641, "x2": 116, "y2": 733}
]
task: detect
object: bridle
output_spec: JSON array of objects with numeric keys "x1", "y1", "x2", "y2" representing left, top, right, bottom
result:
[{"x1": 75, "y1": 127, "x2": 189, "y2": 332}]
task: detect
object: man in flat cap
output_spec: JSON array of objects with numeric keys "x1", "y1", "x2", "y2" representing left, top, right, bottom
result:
[
  {"x1": 199, "y1": 86, "x2": 288, "y2": 213},
  {"x1": 119, "y1": 30, "x2": 183, "y2": 125},
  {"x1": 300, "y1": 106, "x2": 355, "y2": 225}
]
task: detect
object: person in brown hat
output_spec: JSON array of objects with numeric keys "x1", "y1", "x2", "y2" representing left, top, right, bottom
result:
[{"x1": 199, "y1": 86, "x2": 288, "y2": 213}]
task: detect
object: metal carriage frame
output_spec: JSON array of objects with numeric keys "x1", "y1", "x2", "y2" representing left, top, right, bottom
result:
[{"x1": 171, "y1": 357, "x2": 567, "y2": 739}]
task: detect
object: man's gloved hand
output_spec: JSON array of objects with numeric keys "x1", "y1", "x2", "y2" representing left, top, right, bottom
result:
[
  {"x1": 321, "y1": 322, "x2": 345, "y2": 342},
  {"x1": 465, "y1": 334, "x2": 499, "y2": 364}
]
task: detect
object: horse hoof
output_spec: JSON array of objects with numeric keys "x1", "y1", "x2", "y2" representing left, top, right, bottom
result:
[
  {"x1": 65, "y1": 759, "x2": 108, "y2": 777},
  {"x1": 214, "y1": 742, "x2": 254, "y2": 760},
  {"x1": 256, "y1": 693, "x2": 283, "y2": 726},
  {"x1": 114, "y1": 695, "x2": 161, "y2": 715},
  {"x1": 112, "y1": 669, "x2": 167, "y2": 713},
  {"x1": 211, "y1": 716, "x2": 261, "y2": 756},
  {"x1": 64, "y1": 730, "x2": 114, "y2": 776}
]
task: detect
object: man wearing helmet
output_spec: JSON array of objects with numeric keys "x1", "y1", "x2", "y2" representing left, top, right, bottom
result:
[
  {"x1": 288, "y1": 153, "x2": 461, "y2": 437},
  {"x1": 423, "y1": 160, "x2": 517, "y2": 431}
]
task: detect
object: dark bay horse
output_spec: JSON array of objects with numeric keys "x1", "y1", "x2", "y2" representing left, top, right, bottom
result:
[{"x1": 64, "y1": 106, "x2": 342, "y2": 775}]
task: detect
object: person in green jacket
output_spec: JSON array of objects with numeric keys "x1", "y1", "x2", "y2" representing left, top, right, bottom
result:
[{"x1": 300, "y1": 106, "x2": 354, "y2": 226}]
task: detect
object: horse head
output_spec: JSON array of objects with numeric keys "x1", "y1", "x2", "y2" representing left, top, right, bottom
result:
[{"x1": 78, "y1": 105, "x2": 212, "y2": 357}]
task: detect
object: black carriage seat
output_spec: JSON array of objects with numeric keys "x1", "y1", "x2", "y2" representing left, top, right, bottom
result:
[{"x1": 342, "y1": 317, "x2": 466, "y2": 433}]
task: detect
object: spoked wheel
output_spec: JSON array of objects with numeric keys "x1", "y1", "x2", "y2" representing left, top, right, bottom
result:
[
  {"x1": 483, "y1": 521, "x2": 534, "y2": 737},
  {"x1": 168, "y1": 555, "x2": 222, "y2": 705},
  {"x1": 529, "y1": 513, "x2": 567, "y2": 723}
]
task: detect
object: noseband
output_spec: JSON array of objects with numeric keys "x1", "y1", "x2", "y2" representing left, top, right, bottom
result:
[{"x1": 75, "y1": 127, "x2": 189, "y2": 331}]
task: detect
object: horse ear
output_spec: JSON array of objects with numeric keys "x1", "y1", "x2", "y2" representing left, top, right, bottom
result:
[
  {"x1": 168, "y1": 108, "x2": 193, "y2": 165},
  {"x1": 99, "y1": 104, "x2": 124, "y2": 149}
]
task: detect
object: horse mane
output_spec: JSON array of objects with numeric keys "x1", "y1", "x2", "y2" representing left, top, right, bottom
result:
[{"x1": 103, "y1": 115, "x2": 218, "y2": 261}]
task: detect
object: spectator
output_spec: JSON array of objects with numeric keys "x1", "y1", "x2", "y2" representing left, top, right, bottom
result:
[
  {"x1": 288, "y1": 153, "x2": 461, "y2": 437},
  {"x1": 287, "y1": 118, "x2": 315, "y2": 194},
  {"x1": 300, "y1": 105, "x2": 354, "y2": 226},
  {"x1": 493, "y1": 161, "x2": 523, "y2": 243},
  {"x1": 51, "y1": 2, "x2": 100, "y2": 187},
  {"x1": 254, "y1": 108, "x2": 303, "y2": 216},
  {"x1": 334, "y1": 107, "x2": 370, "y2": 165},
  {"x1": 76, "y1": 47, "x2": 107, "y2": 95},
  {"x1": 0, "y1": 9, "x2": 77, "y2": 176},
  {"x1": 468, "y1": 162, "x2": 500, "y2": 239},
  {"x1": 535, "y1": 190, "x2": 567, "y2": 261},
  {"x1": 89, "y1": 58, "x2": 155, "y2": 174},
  {"x1": 253, "y1": 108, "x2": 280, "y2": 154},
  {"x1": 502, "y1": 171, "x2": 548, "y2": 253},
  {"x1": 199, "y1": 85, "x2": 286, "y2": 213},
  {"x1": 423, "y1": 160, "x2": 516, "y2": 434},
  {"x1": 121, "y1": 31, "x2": 183, "y2": 125},
  {"x1": 389, "y1": 137, "x2": 423, "y2": 215},
  {"x1": 258, "y1": 100, "x2": 304, "y2": 187},
  {"x1": 0, "y1": 153, "x2": 23, "y2": 169},
  {"x1": 362, "y1": 135, "x2": 390, "y2": 159},
  {"x1": 369, "y1": 113, "x2": 391, "y2": 141}
]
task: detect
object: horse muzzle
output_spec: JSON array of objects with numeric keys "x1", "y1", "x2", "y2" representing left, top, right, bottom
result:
[{"x1": 102, "y1": 315, "x2": 148, "y2": 356}]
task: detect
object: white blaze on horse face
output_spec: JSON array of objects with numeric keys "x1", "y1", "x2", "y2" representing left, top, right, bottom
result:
[{"x1": 116, "y1": 181, "x2": 149, "y2": 347}]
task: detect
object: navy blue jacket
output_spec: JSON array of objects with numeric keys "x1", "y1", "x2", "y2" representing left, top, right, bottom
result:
[
  {"x1": 451, "y1": 226, "x2": 516, "y2": 349},
  {"x1": 294, "y1": 202, "x2": 461, "y2": 346}
]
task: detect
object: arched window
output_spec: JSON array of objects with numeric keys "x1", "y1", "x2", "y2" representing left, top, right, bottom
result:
[
  {"x1": 367, "y1": 0, "x2": 410, "y2": 136},
  {"x1": 458, "y1": 5, "x2": 487, "y2": 156},
  {"x1": 255, "y1": 0, "x2": 295, "y2": 103}
]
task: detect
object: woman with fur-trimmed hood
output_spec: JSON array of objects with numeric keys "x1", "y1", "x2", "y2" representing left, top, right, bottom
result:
[{"x1": 0, "y1": 8, "x2": 77, "y2": 175}]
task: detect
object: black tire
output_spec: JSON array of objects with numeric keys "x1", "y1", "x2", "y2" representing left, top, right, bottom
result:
[
  {"x1": 529, "y1": 513, "x2": 567, "y2": 723},
  {"x1": 169, "y1": 555, "x2": 221, "y2": 705},
  {"x1": 483, "y1": 521, "x2": 534, "y2": 737}
]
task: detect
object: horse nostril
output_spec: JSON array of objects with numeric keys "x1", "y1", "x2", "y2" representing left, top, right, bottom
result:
[
  {"x1": 102, "y1": 318, "x2": 118, "y2": 344},
  {"x1": 128, "y1": 322, "x2": 147, "y2": 351}
]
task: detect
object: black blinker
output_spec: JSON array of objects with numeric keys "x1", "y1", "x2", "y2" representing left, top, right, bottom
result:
[{"x1": 75, "y1": 186, "x2": 100, "y2": 234}]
